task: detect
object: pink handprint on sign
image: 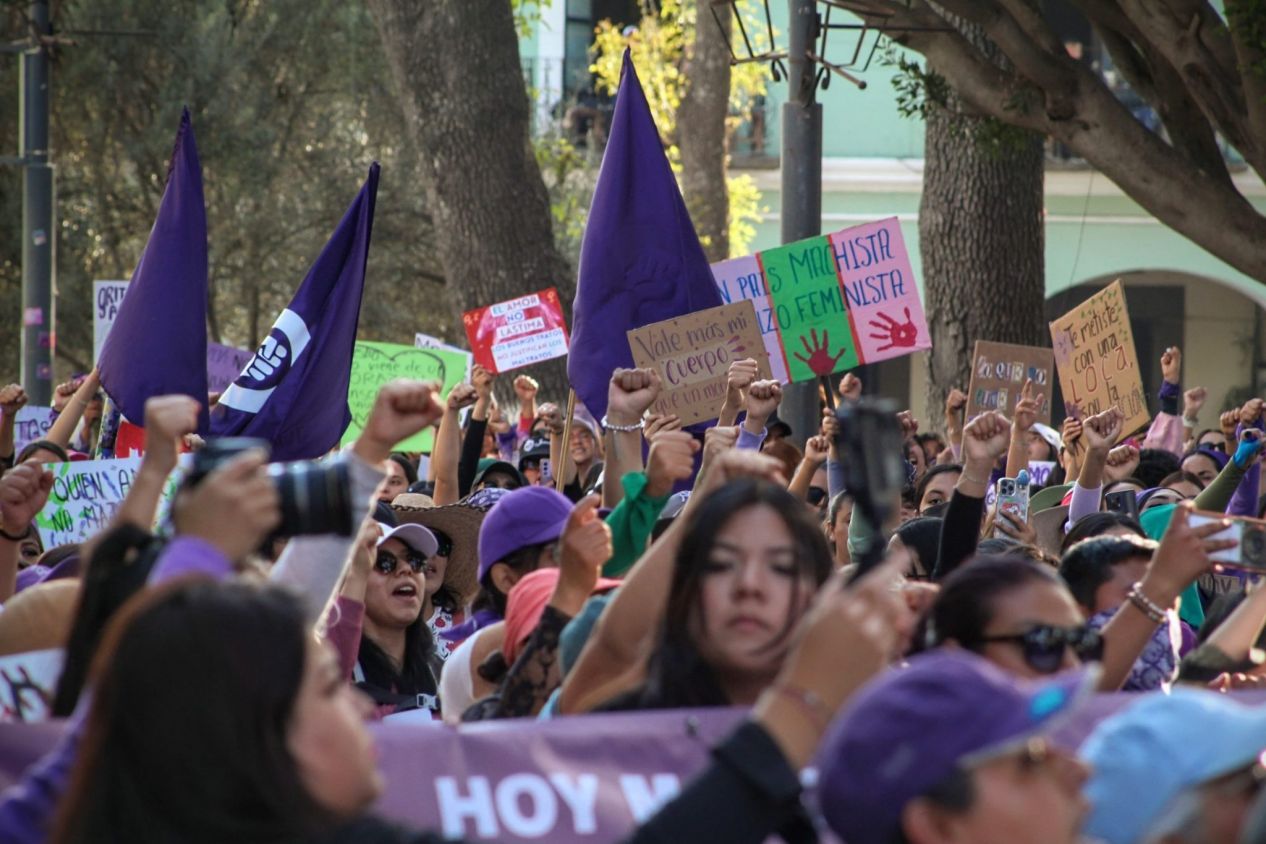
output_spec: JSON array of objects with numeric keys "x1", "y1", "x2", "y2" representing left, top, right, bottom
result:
[
  {"x1": 868, "y1": 308, "x2": 918, "y2": 352},
  {"x1": 793, "y1": 328, "x2": 845, "y2": 376}
]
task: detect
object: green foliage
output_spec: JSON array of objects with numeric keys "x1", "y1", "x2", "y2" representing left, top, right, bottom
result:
[
  {"x1": 882, "y1": 37, "x2": 1032, "y2": 158},
  {"x1": 0, "y1": 0, "x2": 448, "y2": 382},
  {"x1": 589, "y1": 0, "x2": 768, "y2": 256},
  {"x1": 534, "y1": 133, "x2": 599, "y2": 269}
]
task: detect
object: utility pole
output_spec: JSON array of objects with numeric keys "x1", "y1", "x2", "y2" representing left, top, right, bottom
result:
[
  {"x1": 777, "y1": 0, "x2": 821, "y2": 445},
  {"x1": 20, "y1": 0, "x2": 54, "y2": 404}
]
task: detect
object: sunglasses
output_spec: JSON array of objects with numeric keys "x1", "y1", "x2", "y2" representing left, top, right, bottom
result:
[
  {"x1": 978, "y1": 624, "x2": 1104, "y2": 675},
  {"x1": 374, "y1": 550, "x2": 428, "y2": 576},
  {"x1": 432, "y1": 530, "x2": 453, "y2": 558}
]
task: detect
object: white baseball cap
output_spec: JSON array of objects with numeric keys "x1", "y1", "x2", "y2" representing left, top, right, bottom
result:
[{"x1": 375, "y1": 522, "x2": 438, "y2": 558}]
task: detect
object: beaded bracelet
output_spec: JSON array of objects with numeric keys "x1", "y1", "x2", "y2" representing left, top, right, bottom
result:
[
  {"x1": 601, "y1": 414, "x2": 644, "y2": 434},
  {"x1": 1127, "y1": 582, "x2": 1167, "y2": 625}
]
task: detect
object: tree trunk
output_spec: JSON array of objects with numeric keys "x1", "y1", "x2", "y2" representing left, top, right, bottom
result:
[
  {"x1": 920, "y1": 23, "x2": 1046, "y2": 417},
  {"x1": 365, "y1": 0, "x2": 573, "y2": 398},
  {"x1": 678, "y1": 2, "x2": 731, "y2": 262}
]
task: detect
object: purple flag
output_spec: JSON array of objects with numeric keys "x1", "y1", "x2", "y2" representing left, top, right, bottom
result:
[
  {"x1": 568, "y1": 50, "x2": 723, "y2": 421},
  {"x1": 209, "y1": 164, "x2": 378, "y2": 460},
  {"x1": 97, "y1": 108, "x2": 210, "y2": 433}
]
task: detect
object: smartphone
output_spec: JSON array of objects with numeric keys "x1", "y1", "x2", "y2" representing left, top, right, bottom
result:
[
  {"x1": 1189, "y1": 510, "x2": 1266, "y2": 571},
  {"x1": 997, "y1": 475, "x2": 1030, "y2": 524},
  {"x1": 1104, "y1": 489, "x2": 1140, "y2": 520}
]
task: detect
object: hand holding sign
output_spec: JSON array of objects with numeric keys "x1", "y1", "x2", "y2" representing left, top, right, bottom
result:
[
  {"x1": 793, "y1": 329, "x2": 845, "y2": 377},
  {"x1": 0, "y1": 385, "x2": 28, "y2": 417},
  {"x1": 868, "y1": 307, "x2": 919, "y2": 352},
  {"x1": 839, "y1": 372, "x2": 863, "y2": 402},
  {"x1": 0, "y1": 463, "x2": 53, "y2": 537}
]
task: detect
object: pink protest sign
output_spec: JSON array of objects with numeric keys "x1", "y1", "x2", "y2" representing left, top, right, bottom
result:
[
  {"x1": 711, "y1": 254, "x2": 788, "y2": 383},
  {"x1": 711, "y1": 218, "x2": 930, "y2": 384},
  {"x1": 462, "y1": 288, "x2": 570, "y2": 374}
]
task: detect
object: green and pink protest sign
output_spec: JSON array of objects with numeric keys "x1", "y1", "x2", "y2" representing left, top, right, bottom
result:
[{"x1": 712, "y1": 217, "x2": 930, "y2": 384}]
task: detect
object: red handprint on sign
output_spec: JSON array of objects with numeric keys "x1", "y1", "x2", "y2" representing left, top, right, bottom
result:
[
  {"x1": 868, "y1": 308, "x2": 918, "y2": 352},
  {"x1": 793, "y1": 328, "x2": 845, "y2": 376}
]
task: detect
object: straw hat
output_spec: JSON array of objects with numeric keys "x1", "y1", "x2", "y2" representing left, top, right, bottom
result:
[
  {"x1": 391, "y1": 487, "x2": 510, "y2": 605},
  {"x1": 1031, "y1": 505, "x2": 1071, "y2": 558}
]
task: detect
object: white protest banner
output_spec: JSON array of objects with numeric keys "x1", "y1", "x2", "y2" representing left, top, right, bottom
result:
[
  {"x1": 0, "y1": 649, "x2": 63, "y2": 724},
  {"x1": 93, "y1": 281, "x2": 129, "y2": 363},
  {"x1": 33, "y1": 457, "x2": 143, "y2": 547},
  {"x1": 13, "y1": 406, "x2": 55, "y2": 455}
]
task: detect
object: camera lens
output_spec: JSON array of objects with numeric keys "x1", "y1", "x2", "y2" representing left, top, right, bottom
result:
[{"x1": 267, "y1": 460, "x2": 353, "y2": 538}]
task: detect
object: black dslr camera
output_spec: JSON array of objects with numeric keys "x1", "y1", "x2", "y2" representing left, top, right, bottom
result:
[
  {"x1": 834, "y1": 398, "x2": 907, "y2": 581},
  {"x1": 182, "y1": 437, "x2": 354, "y2": 538}
]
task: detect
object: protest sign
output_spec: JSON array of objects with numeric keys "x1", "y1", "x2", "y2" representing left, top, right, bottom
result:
[
  {"x1": 12, "y1": 406, "x2": 55, "y2": 455},
  {"x1": 627, "y1": 301, "x2": 770, "y2": 426},
  {"x1": 33, "y1": 457, "x2": 142, "y2": 547},
  {"x1": 340, "y1": 341, "x2": 469, "y2": 452},
  {"x1": 711, "y1": 255, "x2": 787, "y2": 383},
  {"x1": 92, "y1": 280, "x2": 129, "y2": 363},
  {"x1": 414, "y1": 333, "x2": 473, "y2": 383},
  {"x1": 0, "y1": 649, "x2": 64, "y2": 724},
  {"x1": 1049, "y1": 280, "x2": 1148, "y2": 435},
  {"x1": 206, "y1": 342, "x2": 253, "y2": 393},
  {"x1": 462, "y1": 288, "x2": 570, "y2": 374},
  {"x1": 966, "y1": 341, "x2": 1055, "y2": 425},
  {"x1": 714, "y1": 218, "x2": 929, "y2": 384}
]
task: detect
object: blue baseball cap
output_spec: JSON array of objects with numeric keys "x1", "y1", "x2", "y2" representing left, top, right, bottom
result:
[
  {"x1": 817, "y1": 649, "x2": 1095, "y2": 844},
  {"x1": 1081, "y1": 687, "x2": 1266, "y2": 844}
]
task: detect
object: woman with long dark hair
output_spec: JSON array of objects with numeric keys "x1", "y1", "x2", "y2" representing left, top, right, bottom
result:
[
  {"x1": 51, "y1": 579, "x2": 387, "y2": 844},
  {"x1": 590, "y1": 474, "x2": 833, "y2": 712},
  {"x1": 328, "y1": 521, "x2": 444, "y2": 715}
]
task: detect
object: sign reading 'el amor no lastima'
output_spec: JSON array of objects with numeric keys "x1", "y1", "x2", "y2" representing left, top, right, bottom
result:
[
  {"x1": 1049, "y1": 279, "x2": 1148, "y2": 437},
  {"x1": 627, "y1": 300, "x2": 770, "y2": 426},
  {"x1": 712, "y1": 217, "x2": 930, "y2": 384},
  {"x1": 462, "y1": 288, "x2": 570, "y2": 375}
]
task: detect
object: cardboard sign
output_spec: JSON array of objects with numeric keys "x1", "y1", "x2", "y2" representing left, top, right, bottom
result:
[
  {"x1": 93, "y1": 280, "x2": 129, "y2": 363},
  {"x1": 1049, "y1": 280, "x2": 1148, "y2": 435},
  {"x1": 462, "y1": 288, "x2": 569, "y2": 374},
  {"x1": 966, "y1": 341, "x2": 1055, "y2": 425},
  {"x1": 0, "y1": 649, "x2": 63, "y2": 724},
  {"x1": 12, "y1": 406, "x2": 55, "y2": 455},
  {"x1": 340, "y1": 341, "x2": 470, "y2": 452},
  {"x1": 714, "y1": 218, "x2": 929, "y2": 384},
  {"x1": 34, "y1": 457, "x2": 143, "y2": 547},
  {"x1": 206, "y1": 342, "x2": 253, "y2": 393},
  {"x1": 627, "y1": 300, "x2": 770, "y2": 426}
]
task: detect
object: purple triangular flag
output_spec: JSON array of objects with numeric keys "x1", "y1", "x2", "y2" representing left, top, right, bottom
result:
[
  {"x1": 209, "y1": 164, "x2": 378, "y2": 460},
  {"x1": 98, "y1": 107, "x2": 210, "y2": 433},
  {"x1": 568, "y1": 50, "x2": 723, "y2": 421}
]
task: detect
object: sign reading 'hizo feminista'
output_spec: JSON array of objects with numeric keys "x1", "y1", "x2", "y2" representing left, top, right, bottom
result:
[
  {"x1": 712, "y1": 217, "x2": 930, "y2": 384},
  {"x1": 1049, "y1": 279, "x2": 1149, "y2": 437}
]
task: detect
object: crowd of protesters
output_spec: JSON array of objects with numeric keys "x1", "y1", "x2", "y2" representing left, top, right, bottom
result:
[{"x1": 4, "y1": 342, "x2": 1266, "y2": 843}]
